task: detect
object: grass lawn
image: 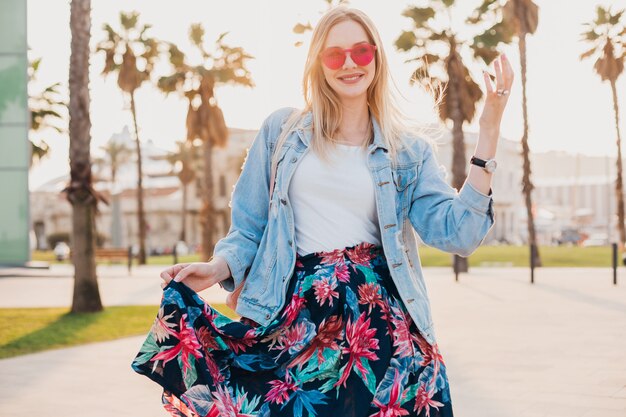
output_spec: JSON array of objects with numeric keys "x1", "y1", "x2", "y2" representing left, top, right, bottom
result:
[
  {"x1": 34, "y1": 245, "x2": 614, "y2": 267},
  {"x1": 0, "y1": 304, "x2": 236, "y2": 359}
]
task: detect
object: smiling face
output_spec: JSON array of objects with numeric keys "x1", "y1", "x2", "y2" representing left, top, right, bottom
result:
[{"x1": 320, "y1": 19, "x2": 376, "y2": 104}]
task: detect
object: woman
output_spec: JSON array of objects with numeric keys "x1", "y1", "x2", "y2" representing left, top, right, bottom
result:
[{"x1": 132, "y1": 6, "x2": 513, "y2": 417}]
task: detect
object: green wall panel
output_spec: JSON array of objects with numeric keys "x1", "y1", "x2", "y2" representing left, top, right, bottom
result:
[
  {"x1": 0, "y1": 171, "x2": 29, "y2": 263},
  {"x1": 0, "y1": 0, "x2": 27, "y2": 53}
]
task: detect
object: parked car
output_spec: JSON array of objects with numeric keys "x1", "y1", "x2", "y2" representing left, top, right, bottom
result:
[
  {"x1": 555, "y1": 228, "x2": 583, "y2": 246},
  {"x1": 53, "y1": 241, "x2": 70, "y2": 261}
]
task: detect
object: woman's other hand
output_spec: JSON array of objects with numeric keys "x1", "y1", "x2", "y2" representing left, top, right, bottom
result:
[{"x1": 159, "y1": 256, "x2": 231, "y2": 293}]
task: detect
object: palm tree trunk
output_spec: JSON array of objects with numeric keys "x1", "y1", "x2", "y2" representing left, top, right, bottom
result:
[
  {"x1": 200, "y1": 141, "x2": 216, "y2": 261},
  {"x1": 68, "y1": 0, "x2": 102, "y2": 313},
  {"x1": 181, "y1": 183, "x2": 188, "y2": 242},
  {"x1": 129, "y1": 90, "x2": 147, "y2": 264},
  {"x1": 610, "y1": 80, "x2": 626, "y2": 249},
  {"x1": 447, "y1": 52, "x2": 469, "y2": 273},
  {"x1": 518, "y1": 34, "x2": 542, "y2": 267}
]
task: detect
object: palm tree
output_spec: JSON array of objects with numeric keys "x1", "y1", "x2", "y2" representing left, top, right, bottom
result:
[
  {"x1": 96, "y1": 11, "x2": 159, "y2": 264},
  {"x1": 166, "y1": 140, "x2": 201, "y2": 242},
  {"x1": 581, "y1": 6, "x2": 626, "y2": 249},
  {"x1": 396, "y1": 1, "x2": 488, "y2": 273},
  {"x1": 65, "y1": 0, "x2": 104, "y2": 313},
  {"x1": 28, "y1": 58, "x2": 66, "y2": 167},
  {"x1": 292, "y1": 0, "x2": 348, "y2": 47},
  {"x1": 158, "y1": 25, "x2": 254, "y2": 261},
  {"x1": 468, "y1": 0, "x2": 541, "y2": 266},
  {"x1": 94, "y1": 139, "x2": 132, "y2": 247}
]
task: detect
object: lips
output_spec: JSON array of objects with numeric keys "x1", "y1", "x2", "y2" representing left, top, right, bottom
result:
[{"x1": 337, "y1": 73, "x2": 364, "y2": 83}]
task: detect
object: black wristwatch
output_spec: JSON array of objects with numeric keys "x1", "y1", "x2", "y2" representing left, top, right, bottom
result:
[{"x1": 470, "y1": 156, "x2": 497, "y2": 173}]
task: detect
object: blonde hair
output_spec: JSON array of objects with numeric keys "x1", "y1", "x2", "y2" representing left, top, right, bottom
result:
[{"x1": 271, "y1": 5, "x2": 437, "y2": 174}]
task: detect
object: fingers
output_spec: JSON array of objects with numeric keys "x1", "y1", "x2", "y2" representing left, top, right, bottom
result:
[
  {"x1": 160, "y1": 263, "x2": 190, "y2": 285},
  {"x1": 494, "y1": 59, "x2": 504, "y2": 92},
  {"x1": 501, "y1": 53, "x2": 514, "y2": 87},
  {"x1": 485, "y1": 53, "x2": 514, "y2": 98},
  {"x1": 173, "y1": 263, "x2": 198, "y2": 282},
  {"x1": 482, "y1": 70, "x2": 494, "y2": 94}
]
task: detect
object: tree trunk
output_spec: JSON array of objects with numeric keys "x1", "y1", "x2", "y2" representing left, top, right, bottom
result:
[
  {"x1": 200, "y1": 141, "x2": 216, "y2": 261},
  {"x1": 446, "y1": 51, "x2": 469, "y2": 273},
  {"x1": 518, "y1": 34, "x2": 542, "y2": 267},
  {"x1": 610, "y1": 80, "x2": 626, "y2": 249},
  {"x1": 180, "y1": 183, "x2": 188, "y2": 242},
  {"x1": 68, "y1": 0, "x2": 102, "y2": 313},
  {"x1": 129, "y1": 91, "x2": 147, "y2": 264}
]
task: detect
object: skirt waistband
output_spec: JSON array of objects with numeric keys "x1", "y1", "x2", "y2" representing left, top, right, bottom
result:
[{"x1": 295, "y1": 241, "x2": 384, "y2": 264}]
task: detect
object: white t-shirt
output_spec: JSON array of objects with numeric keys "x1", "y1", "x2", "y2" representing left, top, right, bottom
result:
[{"x1": 287, "y1": 143, "x2": 382, "y2": 256}]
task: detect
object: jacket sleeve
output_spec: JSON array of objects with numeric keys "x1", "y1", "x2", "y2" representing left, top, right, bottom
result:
[
  {"x1": 408, "y1": 140, "x2": 495, "y2": 257},
  {"x1": 211, "y1": 114, "x2": 274, "y2": 291}
]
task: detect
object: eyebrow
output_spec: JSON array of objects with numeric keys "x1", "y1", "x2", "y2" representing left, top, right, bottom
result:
[{"x1": 324, "y1": 40, "x2": 370, "y2": 49}]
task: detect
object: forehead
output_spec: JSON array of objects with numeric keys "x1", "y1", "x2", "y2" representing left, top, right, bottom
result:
[{"x1": 324, "y1": 20, "x2": 370, "y2": 49}]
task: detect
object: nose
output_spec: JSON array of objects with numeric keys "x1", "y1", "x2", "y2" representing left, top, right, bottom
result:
[{"x1": 342, "y1": 51, "x2": 358, "y2": 69}]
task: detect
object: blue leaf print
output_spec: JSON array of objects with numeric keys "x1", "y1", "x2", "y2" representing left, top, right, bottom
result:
[
  {"x1": 181, "y1": 385, "x2": 213, "y2": 416},
  {"x1": 283, "y1": 389, "x2": 328, "y2": 417}
]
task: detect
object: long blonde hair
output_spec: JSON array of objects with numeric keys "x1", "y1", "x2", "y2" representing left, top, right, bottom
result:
[{"x1": 271, "y1": 5, "x2": 435, "y2": 174}]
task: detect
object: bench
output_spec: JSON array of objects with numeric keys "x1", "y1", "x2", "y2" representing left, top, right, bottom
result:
[
  {"x1": 70, "y1": 247, "x2": 133, "y2": 274},
  {"x1": 96, "y1": 247, "x2": 133, "y2": 273}
]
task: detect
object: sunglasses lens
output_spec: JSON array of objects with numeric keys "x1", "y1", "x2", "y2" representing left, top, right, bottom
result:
[
  {"x1": 321, "y1": 48, "x2": 345, "y2": 70},
  {"x1": 352, "y1": 44, "x2": 375, "y2": 66}
]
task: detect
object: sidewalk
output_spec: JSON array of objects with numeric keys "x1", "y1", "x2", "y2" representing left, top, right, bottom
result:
[{"x1": 1, "y1": 266, "x2": 625, "y2": 416}]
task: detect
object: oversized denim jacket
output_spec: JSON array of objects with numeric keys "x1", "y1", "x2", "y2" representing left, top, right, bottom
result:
[{"x1": 213, "y1": 107, "x2": 495, "y2": 346}]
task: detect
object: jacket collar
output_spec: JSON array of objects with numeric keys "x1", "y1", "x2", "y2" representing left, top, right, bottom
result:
[{"x1": 296, "y1": 109, "x2": 388, "y2": 152}]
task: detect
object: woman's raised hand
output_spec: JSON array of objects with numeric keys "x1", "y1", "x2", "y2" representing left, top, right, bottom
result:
[
  {"x1": 159, "y1": 256, "x2": 231, "y2": 293},
  {"x1": 479, "y1": 53, "x2": 515, "y2": 132}
]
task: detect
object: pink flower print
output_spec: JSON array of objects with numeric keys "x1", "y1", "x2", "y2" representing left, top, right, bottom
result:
[
  {"x1": 151, "y1": 314, "x2": 203, "y2": 374},
  {"x1": 196, "y1": 326, "x2": 219, "y2": 351},
  {"x1": 370, "y1": 369, "x2": 409, "y2": 417},
  {"x1": 413, "y1": 334, "x2": 444, "y2": 368},
  {"x1": 336, "y1": 312, "x2": 380, "y2": 387},
  {"x1": 389, "y1": 306, "x2": 415, "y2": 359},
  {"x1": 357, "y1": 283, "x2": 384, "y2": 314},
  {"x1": 334, "y1": 261, "x2": 351, "y2": 283},
  {"x1": 265, "y1": 373, "x2": 299, "y2": 405},
  {"x1": 281, "y1": 293, "x2": 307, "y2": 327},
  {"x1": 319, "y1": 248, "x2": 346, "y2": 266},
  {"x1": 313, "y1": 276, "x2": 339, "y2": 307},
  {"x1": 224, "y1": 328, "x2": 258, "y2": 354},
  {"x1": 414, "y1": 384, "x2": 444, "y2": 417},
  {"x1": 205, "y1": 353, "x2": 225, "y2": 384},
  {"x1": 211, "y1": 383, "x2": 250, "y2": 417},
  {"x1": 288, "y1": 315, "x2": 344, "y2": 369},
  {"x1": 346, "y1": 242, "x2": 377, "y2": 268},
  {"x1": 273, "y1": 321, "x2": 309, "y2": 359}
]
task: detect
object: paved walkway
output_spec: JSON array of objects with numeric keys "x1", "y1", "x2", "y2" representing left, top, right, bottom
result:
[{"x1": 1, "y1": 265, "x2": 625, "y2": 416}]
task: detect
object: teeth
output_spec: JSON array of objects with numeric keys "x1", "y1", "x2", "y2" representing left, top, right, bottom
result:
[{"x1": 341, "y1": 74, "x2": 362, "y2": 81}]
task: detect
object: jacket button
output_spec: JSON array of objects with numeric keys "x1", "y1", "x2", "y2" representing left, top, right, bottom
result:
[
  {"x1": 291, "y1": 157, "x2": 297, "y2": 163},
  {"x1": 280, "y1": 198, "x2": 287, "y2": 205},
  {"x1": 265, "y1": 313, "x2": 271, "y2": 319},
  {"x1": 288, "y1": 239, "x2": 293, "y2": 245}
]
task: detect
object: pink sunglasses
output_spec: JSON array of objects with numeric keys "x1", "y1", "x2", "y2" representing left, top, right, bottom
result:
[{"x1": 319, "y1": 42, "x2": 377, "y2": 70}]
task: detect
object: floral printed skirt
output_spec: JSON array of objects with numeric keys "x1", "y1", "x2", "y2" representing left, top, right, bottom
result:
[{"x1": 131, "y1": 241, "x2": 454, "y2": 417}]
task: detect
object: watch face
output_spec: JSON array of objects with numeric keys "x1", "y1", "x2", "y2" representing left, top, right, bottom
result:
[{"x1": 485, "y1": 160, "x2": 497, "y2": 173}]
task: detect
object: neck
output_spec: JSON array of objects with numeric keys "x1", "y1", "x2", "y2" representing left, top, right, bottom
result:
[{"x1": 337, "y1": 97, "x2": 371, "y2": 145}]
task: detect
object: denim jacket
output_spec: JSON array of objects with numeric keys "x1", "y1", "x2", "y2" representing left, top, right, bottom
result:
[{"x1": 213, "y1": 107, "x2": 495, "y2": 346}]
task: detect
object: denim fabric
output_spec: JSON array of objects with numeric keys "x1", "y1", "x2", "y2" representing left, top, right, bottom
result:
[{"x1": 213, "y1": 107, "x2": 494, "y2": 345}]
